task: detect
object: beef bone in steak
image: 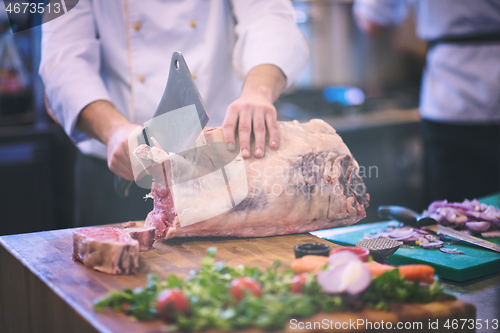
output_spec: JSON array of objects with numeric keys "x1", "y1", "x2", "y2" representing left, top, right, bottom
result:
[
  {"x1": 134, "y1": 119, "x2": 369, "y2": 239},
  {"x1": 125, "y1": 226, "x2": 156, "y2": 251},
  {"x1": 73, "y1": 228, "x2": 139, "y2": 274}
]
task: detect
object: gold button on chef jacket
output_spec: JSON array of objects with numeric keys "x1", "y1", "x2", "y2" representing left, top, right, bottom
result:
[{"x1": 39, "y1": 0, "x2": 309, "y2": 160}]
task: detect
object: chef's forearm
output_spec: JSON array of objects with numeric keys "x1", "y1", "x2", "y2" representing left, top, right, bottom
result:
[
  {"x1": 240, "y1": 64, "x2": 287, "y2": 102},
  {"x1": 76, "y1": 100, "x2": 132, "y2": 145}
]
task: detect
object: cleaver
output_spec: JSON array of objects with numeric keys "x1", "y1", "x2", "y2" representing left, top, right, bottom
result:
[
  {"x1": 115, "y1": 52, "x2": 210, "y2": 197},
  {"x1": 378, "y1": 206, "x2": 500, "y2": 253}
]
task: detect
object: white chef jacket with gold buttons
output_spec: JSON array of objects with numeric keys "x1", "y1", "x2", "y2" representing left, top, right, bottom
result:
[{"x1": 39, "y1": 0, "x2": 310, "y2": 159}]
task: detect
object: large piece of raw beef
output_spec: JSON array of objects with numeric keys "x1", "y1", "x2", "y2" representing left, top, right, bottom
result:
[{"x1": 134, "y1": 119, "x2": 369, "y2": 239}]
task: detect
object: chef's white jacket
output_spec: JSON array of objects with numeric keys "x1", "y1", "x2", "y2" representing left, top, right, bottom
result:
[
  {"x1": 354, "y1": 0, "x2": 500, "y2": 124},
  {"x1": 39, "y1": 0, "x2": 309, "y2": 159}
]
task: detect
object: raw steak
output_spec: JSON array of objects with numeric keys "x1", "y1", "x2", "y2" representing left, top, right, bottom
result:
[
  {"x1": 72, "y1": 228, "x2": 139, "y2": 274},
  {"x1": 125, "y1": 226, "x2": 156, "y2": 251},
  {"x1": 134, "y1": 119, "x2": 369, "y2": 239}
]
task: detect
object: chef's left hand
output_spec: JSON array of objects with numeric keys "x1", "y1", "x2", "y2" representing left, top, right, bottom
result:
[{"x1": 222, "y1": 64, "x2": 286, "y2": 159}]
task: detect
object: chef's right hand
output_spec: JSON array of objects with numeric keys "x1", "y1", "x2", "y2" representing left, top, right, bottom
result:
[{"x1": 106, "y1": 123, "x2": 138, "y2": 181}]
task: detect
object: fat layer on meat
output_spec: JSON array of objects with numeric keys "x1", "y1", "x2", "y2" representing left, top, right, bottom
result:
[{"x1": 134, "y1": 119, "x2": 370, "y2": 239}]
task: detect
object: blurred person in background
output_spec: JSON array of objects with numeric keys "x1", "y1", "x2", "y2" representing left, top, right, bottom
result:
[
  {"x1": 354, "y1": 0, "x2": 500, "y2": 202},
  {"x1": 40, "y1": 1, "x2": 309, "y2": 226}
]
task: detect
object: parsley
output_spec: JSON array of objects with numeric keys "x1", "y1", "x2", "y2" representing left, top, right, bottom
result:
[{"x1": 93, "y1": 248, "x2": 453, "y2": 331}]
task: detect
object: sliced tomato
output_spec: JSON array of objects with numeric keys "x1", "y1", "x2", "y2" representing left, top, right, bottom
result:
[
  {"x1": 330, "y1": 247, "x2": 370, "y2": 262},
  {"x1": 291, "y1": 274, "x2": 308, "y2": 294},
  {"x1": 156, "y1": 288, "x2": 190, "y2": 323},
  {"x1": 230, "y1": 277, "x2": 262, "y2": 302}
]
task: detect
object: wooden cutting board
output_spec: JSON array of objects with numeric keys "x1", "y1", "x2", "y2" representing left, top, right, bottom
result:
[{"x1": 0, "y1": 224, "x2": 475, "y2": 333}]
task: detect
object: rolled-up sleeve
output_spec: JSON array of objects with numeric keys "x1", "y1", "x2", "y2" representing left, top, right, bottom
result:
[
  {"x1": 39, "y1": 0, "x2": 111, "y2": 143},
  {"x1": 231, "y1": 0, "x2": 309, "y2": 91},
  {"x1": 353, "y1": 0, "x2": 409, "y2": 26}
]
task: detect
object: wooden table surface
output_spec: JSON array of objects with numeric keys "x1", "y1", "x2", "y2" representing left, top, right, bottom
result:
[{"x1": 0, "y1": 224, "x2": 476, "y2": 333}]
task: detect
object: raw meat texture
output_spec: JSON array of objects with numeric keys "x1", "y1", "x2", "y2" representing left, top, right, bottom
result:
[
  {"x1": 72, "y1": 228, "x2": 139, "y2": 274},
  {"x1": 134, "y1": 119, "x2": 369, "y2": 239},
  {"x1": 125, "y1": 226, "x2": 156, "y2": 251}
]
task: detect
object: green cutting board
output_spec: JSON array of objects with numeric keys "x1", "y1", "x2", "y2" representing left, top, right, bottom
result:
[
  {"x1": 312, "y1": 222, "x2": 500, "y2": 282},
  {"x1": 312, "y1": 193, "x2": 500, "y2": 282}
]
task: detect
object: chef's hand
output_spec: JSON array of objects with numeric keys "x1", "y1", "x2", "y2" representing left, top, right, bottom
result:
[
  {"x1": 77, "y1": 100, "x2": 137, "y2": 181},
  {"x1": 106, "y1": 123, "x2": 139, "y2": 181},
  {"x1": 223, "y1": 64, "x2": 286, "y2": 159}
]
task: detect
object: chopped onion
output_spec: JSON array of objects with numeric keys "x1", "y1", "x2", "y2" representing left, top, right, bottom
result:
[
  {"x1": 465, "y1": 221, "x2": 491, "y2": 232},
  {"x1": 388, "y1": 228, "x2": 414, "y2": 239},
  {"x1": 428, "y1": 200, "x2": 447, "y2": 212},
  {"x1": 424, "y1": 234, "x2": 440, "y2": 242},
  {"x1": 403, "y1": 235, "x2": 420, "y2": 243},
  {"x1": 418, "y1": 237, "x2": 429, "y2": 246},
  {"x1": 465, "y1": 210, "x2": 481, "y2": 219},
  {"x1": 439, "y1": 248, "x2": 464, "y2": 255},
  {"x1": 481, "y1": 230, "x2": 500, "y2": 238},
  {"x1": 426, "y1": 199, "x2": 499, "y2": 233},
  {"x1": 421, "y1": 241, "x2": 443, "y2": 249}
]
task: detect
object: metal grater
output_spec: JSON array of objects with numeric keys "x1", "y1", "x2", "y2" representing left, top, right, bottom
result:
[{"x1": 356, "y1": 238, "x2": 402, "y2": 264}]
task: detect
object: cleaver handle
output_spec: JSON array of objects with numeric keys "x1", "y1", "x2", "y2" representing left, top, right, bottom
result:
[{"x1": 378, "y1": 206, "x2": 437, "y2": 228}]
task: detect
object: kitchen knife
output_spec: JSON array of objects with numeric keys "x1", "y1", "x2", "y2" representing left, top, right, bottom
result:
[
  {"x1": 378, "y1": 205, "x2": 500, "y2": 253},
  {"x1": 115, "y1": 52, "x2": 210, "y2": 197}
]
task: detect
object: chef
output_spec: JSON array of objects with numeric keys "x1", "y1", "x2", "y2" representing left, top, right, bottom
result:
[
  {"x1": 353, "y1": 0, "x2": 500, "y2": 202},
  {"x1": 39, "y1": 0, "x2": 309, "y2": 226}
]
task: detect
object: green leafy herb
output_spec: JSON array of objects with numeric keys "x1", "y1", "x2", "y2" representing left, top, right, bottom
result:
[
  {"x1": 93, "y1": 248, "x2": 452, "y2": 331},
  {"x1": 361, "y1": 269, "x2": 455, "y2": 311}
]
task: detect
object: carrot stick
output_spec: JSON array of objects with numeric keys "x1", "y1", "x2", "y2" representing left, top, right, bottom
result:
[
  {"x1": 398, "y1": 265, "x2": 435, "y2": 284},
  {"x1": 291, "y1": 255, "x2": 329, "y2": 274},
  {"x1": 363, "y1": 262, "x2": 395, "y2": 276},
  {"x1": 363, "y1": 262, "x2": 435, "y2": 284},
  {"x1": 291, "y1": 256, "x2": 435, "y2": 284}
]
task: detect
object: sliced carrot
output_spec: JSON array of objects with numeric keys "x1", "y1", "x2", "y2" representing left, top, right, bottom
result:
[
  {"x1": 291, "y1": 255, "x2": 329, "y2": 274},
  {"x1": 291, "y1": 256, "x2": 435, "y2": 284},
  {"x1": 398, "y1": 265, "x2": 435, "y2": 284},
  {"x1": 363, "y1": 262, "x2": 435, "y2": 284},
  {"x1": 363, "y1": 262, "x2": 395, "y2": 277}
]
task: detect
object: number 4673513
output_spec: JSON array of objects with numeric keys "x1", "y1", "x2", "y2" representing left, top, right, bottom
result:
[
  {"x1": 6, "y1": 2, "x2": 61, "y2": 14},
  {"x1": 444, "y1": 319, "x2": 498, "y2": 330}
]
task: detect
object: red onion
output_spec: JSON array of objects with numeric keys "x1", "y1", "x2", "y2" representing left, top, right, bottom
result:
[
  {"x1": 388, "y1": 228, "x2": 414, "y2": 239},
  {"x1": 465, "y1": 221, "x2": 491, "y2": 232},
  {"x1": 317, "y1": 252, "x2": 370, "y2": 295},
  {"x1": 328, "y1": 250, "x2": 360, "y2": 267},
  {"x1": 466, "y1": 210, "x2": 482, "y2": 219},
  {"x1": 439, "y1": 248, "x2": 464, "y2": 255},
  {"x1": 418, "y1": 237, "x2": 429, "y2": 246},
  {"x1": 424, "y1": 234, "x2": 440, "y2": 242},
  {"x1": 426, "y1": 199, "x2": 499, "y2": 233},
  {"x1": 480, "y1": 206, "x2": 500, "y2": 222},
  {"x1": 421, "y1": 241, "x2": 443, "y2": 249},
  {"x1": 481, "y1": 230, "x2": 500, "y2": 238},
  {"x1": 402, "y1": 235, "x2": 420, "y2": 242},
  {"x1": 427, "y1": 200, "x2": 447, "y2": 212},
  {"x1": 429, "y1": 213, "x2": 444, "y2": 223}
]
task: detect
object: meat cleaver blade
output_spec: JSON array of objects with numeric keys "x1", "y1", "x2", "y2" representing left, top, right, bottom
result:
[{"x1": 115, "y1": 52, "x2": 209, "y2": 197}]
